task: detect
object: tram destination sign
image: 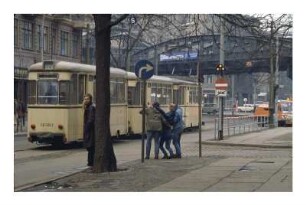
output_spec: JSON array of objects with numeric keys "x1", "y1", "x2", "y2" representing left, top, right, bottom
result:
[{"x1": 135, "y1": 60, "x2": 154, "y2": 80}]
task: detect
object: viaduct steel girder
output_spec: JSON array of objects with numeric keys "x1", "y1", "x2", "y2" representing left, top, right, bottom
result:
[
  {"x1": 158, "y1": 56, "x2": 292, "y2": 76},
  {"x1": 132, "y1": 34, "x2": 292, "y2": 76}
]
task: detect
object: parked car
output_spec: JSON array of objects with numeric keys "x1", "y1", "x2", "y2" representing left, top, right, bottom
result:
[
  {"x1": 202, "y1": 103, "x2": 218, "y2": 114},
  {"x1": 237, "y1": 104, "x2": 255, "y2": 112}
]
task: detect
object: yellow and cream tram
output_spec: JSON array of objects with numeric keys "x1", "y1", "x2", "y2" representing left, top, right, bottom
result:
[{"x1": 27, "y1": 60, "x2": 200, "y2": 146}]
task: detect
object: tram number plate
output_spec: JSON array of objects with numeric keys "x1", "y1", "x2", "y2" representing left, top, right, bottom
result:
[{"x1": 40, "y1": 123, "x2": 54, "y2": 127}]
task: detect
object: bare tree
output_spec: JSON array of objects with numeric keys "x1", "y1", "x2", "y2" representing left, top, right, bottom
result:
[
  {"x1": 216, "y1": 14, "x2": 292, "y2": 126},
  {"x1": 93, "y1": 14, "x2": 128, "y2": 173}
]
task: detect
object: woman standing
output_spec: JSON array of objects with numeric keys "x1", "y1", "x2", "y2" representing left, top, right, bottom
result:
[{"x1": 83, "y1": 93, "x2": 96, "y2": 168}]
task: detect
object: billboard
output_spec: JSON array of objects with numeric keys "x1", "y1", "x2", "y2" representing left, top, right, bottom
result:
[{"x1": 160, "y1": 51, "x2": 198, "y2": 61}]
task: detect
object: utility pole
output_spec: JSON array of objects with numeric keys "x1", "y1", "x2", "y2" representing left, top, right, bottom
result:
[
  {"x1": 217, "y1": 19, "x2": 225, "y2": 140},
  {"x1": 195, "y1": 14, "x2": 202, "y2": 157},
  {"x1": 197, "y1": 47, "x2": 202, "y2": 158},
  {"x1": 274, "y1": 35, "x2": 279, "y2": 127},
  {"x1": 268, "y1": 23, "x2": 276, "y2": 128}
]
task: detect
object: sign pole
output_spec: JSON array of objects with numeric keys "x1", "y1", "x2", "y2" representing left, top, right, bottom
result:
[
  {"x1": 218, "y1": 19, "x2": 225, "y2": 140},
  {"x1": 141, "y1": 80, "x2": 147, "y2": 163},
  {"x1": 135, "y1": 59, "x2": 154, "y2": 163}
]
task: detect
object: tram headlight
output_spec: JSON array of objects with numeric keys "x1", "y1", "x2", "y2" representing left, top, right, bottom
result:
[
  {"x1": 58, "y1": 124, "x2": 63, "y2": 130},
  {"x1": 30, "y1": 124, "x2": 36, "y2": 130}
]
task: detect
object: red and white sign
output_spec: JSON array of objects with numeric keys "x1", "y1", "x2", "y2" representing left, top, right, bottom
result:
[{"x1": 215, "y1": 77, "x2": 228, "y2": 90}]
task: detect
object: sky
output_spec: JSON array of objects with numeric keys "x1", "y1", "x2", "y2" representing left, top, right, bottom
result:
[{"x1": 1, "y1": 1, "x2": 305, "y2": 205}]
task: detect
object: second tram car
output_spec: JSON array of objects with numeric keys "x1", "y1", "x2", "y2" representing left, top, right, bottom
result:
[{"x1": 27, "y1": 60, "x2": 200, "y2": 146}]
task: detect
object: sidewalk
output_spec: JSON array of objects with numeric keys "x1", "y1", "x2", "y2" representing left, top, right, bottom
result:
[{"x1": 22, "y1": 127, "x2": 292, "y2": 192}]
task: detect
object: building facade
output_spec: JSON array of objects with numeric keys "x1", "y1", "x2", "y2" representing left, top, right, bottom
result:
[{"x1": 14, "y1": 14, "x2": 86, "y2": 104}]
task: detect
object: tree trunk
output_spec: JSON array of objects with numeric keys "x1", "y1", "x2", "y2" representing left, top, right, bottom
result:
[{"x1": 93, "y1": 14, "x2": 117, "y2": 172}]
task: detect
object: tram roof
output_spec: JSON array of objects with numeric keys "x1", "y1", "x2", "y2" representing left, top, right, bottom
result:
[
  {"x1": 29, "y1": 60, "x2": 128, "y2": 78},
  {"x1": 29, "y1": 60, "x2": 196, "y2": 85},
  {"x1": 126, "y1": 71, "x2": 196, "y2": 85}
]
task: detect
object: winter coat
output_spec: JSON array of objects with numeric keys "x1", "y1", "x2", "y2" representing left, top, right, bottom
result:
[
  {"x1": 173, "y1": 105, "x2": 184, "y2": 132},
  {"x1": 83, "y1": 103, "x2": 95, "y2": 148},
  {"x1": 140, "y1": 107, "x2": 163, "y2": 131},
  {"x1": 155, "y1": 105, "x2": 184, "y2": 132}
]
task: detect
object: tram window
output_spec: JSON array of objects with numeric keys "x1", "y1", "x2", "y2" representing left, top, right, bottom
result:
[
  {"x1": 70, "y1": 74, "x2": 77, "y2": 104},
  {"x1": 59, "y1": 81, "x2": 69, "y2": 104},
  {"x1": 150, "y1": 84, "x2": 172, "y2": 105},
  {"x1": 165, "y1": 85, "x2": 172, "y2": 105},
  {"x1": 174, "y1": 87, "x2": 185, "y2": 105},
  {"x1": 110, "y1": 79, "x2": 126, "y2": 104},
  {"x1": 37, "y1": 80, "x2": 58, "y2": 104},
  {"x1": 177, "y1": 87, "x2": 185, "y2": 105},
  {"x1": 117, "y1": 80, "x2": 125, "y2": 103},
  {"x1": 28, "y1": 80, "x2": 37, "y2": 104},
  {"x1": 128, "y1": 82, "x2": 141, "y2": 105},
  {"x1": 150, "y1": 84, "x2": 157, "y2": 103},
  {"x1": 78, "y1": 75, "x2": 86, "y2": 104},
  {"x1": 189, "y1": 87, "x2": 198, "y2": 104}
]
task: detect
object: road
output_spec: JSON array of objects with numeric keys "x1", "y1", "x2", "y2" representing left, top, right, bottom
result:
[
  {"x1": 14, "y1": 117, "x2": 217, "y2": 191},
  {"x1": 13, "y1": 114, "x2": 242, "y2": 191}
]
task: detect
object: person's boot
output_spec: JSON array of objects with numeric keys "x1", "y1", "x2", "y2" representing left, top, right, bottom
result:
[{"x1": 162, "y1": 154, "x2": 169, "y2": 159}]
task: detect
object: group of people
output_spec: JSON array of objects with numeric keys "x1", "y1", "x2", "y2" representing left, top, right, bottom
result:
[
  {"x1": 142, "y1": 101, "x2": 184, "y2": 160},
  {"x1": 82, "y1": 92, "x2": 185, "y2": 169}
]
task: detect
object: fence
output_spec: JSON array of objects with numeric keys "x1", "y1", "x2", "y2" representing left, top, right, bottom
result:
[{"x1": 214, "y1": 115, "x2": 269, "y2": 140}]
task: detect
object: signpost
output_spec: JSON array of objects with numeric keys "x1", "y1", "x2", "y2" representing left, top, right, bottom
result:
[
  {"x1": 135, "y1": 60, "x2": 154, "y2": 163},
  {"x1": 215, "y1": 76, "x2": 228, "y2": 140}
]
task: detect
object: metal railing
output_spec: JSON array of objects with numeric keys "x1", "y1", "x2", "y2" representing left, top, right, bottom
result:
[{"x1": 214, "y1": 115, "x2": 269, "y2": 140}]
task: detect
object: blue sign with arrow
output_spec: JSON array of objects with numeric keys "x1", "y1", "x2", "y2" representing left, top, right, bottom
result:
[{"x1": 135, "y1": 60, "x2": 154, "y2": 80}]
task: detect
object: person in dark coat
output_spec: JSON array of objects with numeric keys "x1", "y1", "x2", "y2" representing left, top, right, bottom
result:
[
  {"x1": 17, "y1": 99, "x2": 26, "y2": 126},
  {"x1": 159, "y1": 111, "x2": 175, "y2": 159},
  {"x1": 83, "y1": 93, "x2": 96, "y2": 167}
]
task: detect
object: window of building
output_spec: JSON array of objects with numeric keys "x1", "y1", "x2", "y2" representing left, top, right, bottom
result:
[
  {"x1": 206, "y1": 75, "x2": 213, "y2": 84},
  {"x1": 37, "y1": 25, "x2": 49, "y2": 52},
  {"x1": 72, "y1": 32, "x2": 79, "y2": 58},
  {"x1": 60, "y1": 31, "x2": 69, "y2": 56},
  {"x1": 51, "y1": 28, "x2": 57, "y2": 55},
  {"x1": 22, "y1": 21, "x2": 33, "y2": 49},
  {"x1": 14, "y1": 19, "x2": 18, "y2": 46}
]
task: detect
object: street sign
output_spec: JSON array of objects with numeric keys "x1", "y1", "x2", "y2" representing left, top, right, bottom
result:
[
  {"x1": 215, "y1": 77, "x2": 228, "y2": 90},
  {"x1": 215, "y1": 89, "x2": 227, "y2": 97},
  {"x1": 135, "y1": 60, "x2": 154, "y2": 80}
]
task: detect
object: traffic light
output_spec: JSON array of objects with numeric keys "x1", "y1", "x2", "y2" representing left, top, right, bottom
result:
[{"x1": 216, "y1": 64, "x2": 224, "y2": 76}]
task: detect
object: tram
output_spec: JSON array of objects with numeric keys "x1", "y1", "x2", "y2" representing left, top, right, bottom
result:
[{"x1": 27, "y1": 60, "x2": 200, "y2": 146}]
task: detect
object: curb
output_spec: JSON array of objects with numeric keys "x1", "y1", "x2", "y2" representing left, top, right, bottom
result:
[
  {"x1": 202, "y1": 141, "x2": 292, "y2": 149},
  {"x1": 14, "y1": 132, "x2": 27, "y2": 137}
]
